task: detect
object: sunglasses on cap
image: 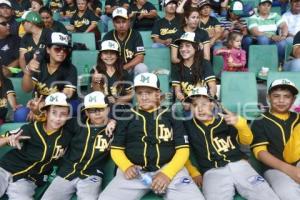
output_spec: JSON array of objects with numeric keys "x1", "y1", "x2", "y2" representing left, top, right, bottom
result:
[
  {"x1": 52, "y1": 45, "x2": 69, "y2": 54},
  {"x1": 0, "y1": 21, "x2": 8, "y2": 26}
]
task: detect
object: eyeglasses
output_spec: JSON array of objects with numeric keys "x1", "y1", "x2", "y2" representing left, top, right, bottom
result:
[
  {"x1": 52, "y1": 46, "x2": 69, "y2": 54},
  {"x1": 0, "y1": 21, "x2": 8, "y2": 26},
  {"x1": 87, "y1": 108, "x2": 105, "y2": 114}
]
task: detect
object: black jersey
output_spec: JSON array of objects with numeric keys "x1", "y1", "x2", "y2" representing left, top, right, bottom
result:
[
  {"x1": 151, "y1": 16, "x2": 181, "y2": 41},
  {"x1": 0, "y1": 35, "x2": 20, "y2": 67},
  {"x1": 10, "y1": 0, "x2": 31, "y2": 18},
  {"x1": 0, "y1": 78, "x2": 15, "y2": 120},
  {"x1": 70, "y1": 9, "x2": 99, "y2": 32}
]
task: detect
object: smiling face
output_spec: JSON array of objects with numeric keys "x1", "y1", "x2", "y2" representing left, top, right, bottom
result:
[
  {"x1": 191, "y1": 96, "x2": 214, "y2": 122},
  {"x1": 135, "y1": 86, "x2": 160, "y2": 111},
  {"x1": 100, "y1": 50, "x2": 118, "y2": 67},
  {"x1": 45, "y1": 105, "x2": 70, "y2": 131},
  {"x1": 268, "y1": 88, "x2": 296, "y2": 114},
  {"x1": 47, "y1": 45, "x2": 68, "y2": 63},
  {"x1": 40, "y1": 11, "x2": 53, "y2": 28},
  {"x1": 179, "y1": 41, "x2": 196, "y2": 60}
]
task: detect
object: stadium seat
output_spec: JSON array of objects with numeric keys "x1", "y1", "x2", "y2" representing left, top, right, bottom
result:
[
  {"x1": 221, "y1": 72, "x2": 261, "y2": 120},
  {"x1": 248, "y1": 45, "x2": 278, "y2": 79},
  {"x1": 267, "y1": 72, "x2": 300, "y2": 111},
  {"x1": 10, "y1": 78, "x2": 33, "y2": 106},
  {"x1": 271, "y1": 6, "x2": 281, "y2": 15},
  {"x1": 140, "y1": 31, "x2": 153, "y2": 48},
  {"x1": 71, "y1": 50, "x2": 99, "y2": 86},
  {"x1": 108, "y1": 20, "x2": 114, "y2": 32},
  {"x1": 212, "y1": 55, "x2": 224, "y2": 78},
  {"x1": 71, "y1": 33, "x2": 96, "y2": 50},
  {"x1": 144, "y1": 47, "x2": 171, "y2": 72},
  {"x1": 284, "y1": 43, "x2": 293, "y2": 63}
]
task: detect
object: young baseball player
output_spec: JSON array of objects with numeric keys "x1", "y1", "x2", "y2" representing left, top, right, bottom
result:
[
  {"x1": 183, "y1": 87, "x2": 279, "y2": 200},
  {"x1": 251, "y1": 79, "x2": 300, "y2": 199},
  {"x1": 41, "y1": 91, "x2": 113, "y2": 200},
  {"x1": 98, "y1": 72, "x2": 205, "y2": 200},
  {"x1": 0, "y1": 92, "x2": 71, "y2": 199}
]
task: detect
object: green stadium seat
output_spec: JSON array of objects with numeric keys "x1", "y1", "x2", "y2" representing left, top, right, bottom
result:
[
  {"x1": 157, "y1": 11, "x2": 164, "y2": 18},
  {"x1": 108, "y1": 20, "x2": 114, "y2": 32},
  {"x1": 271, "y1": 6, "x2": 281, "y2": 15},
  {"x1": 284, "y1": 43, "x2": 293, "y2": 63},
  {"x1": 267, "y1": 72, "x2": 300, "y2": 110},
  {"x1": 71, "y1": 33, "x2": 96, "y2": 50},
  {"x1": 213, "y1": 55, "x2": 224, "y2": 78},
  {"x1": 144, "y1": 48, "x2": 171, "y2": 72},
  {"x1": 221, "y1": 72, "x2": 261, "y2": 120},
  {"x1": 140, "y1": 31, "x2": 153, "y2": 48},
  {"x1": 248, "y1": 45, "x2": 278, "y2": 79},
  {"x1": 10, "y1": 78, "x2": 33, "y2": 106},
  {"x1": 71, "y1": 50, "x2": 99, "y2": 86}
]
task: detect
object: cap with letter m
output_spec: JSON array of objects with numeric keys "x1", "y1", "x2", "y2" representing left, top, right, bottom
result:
[
  {"x1": 112, "y1": 7, "x2": 128, "y2": 19},
  {"x1": 82, "y1": 91, "x2": 108, "y2": 111},
  {"x1": 184, "y1": 87, "x2": 209, "y2": 103},
  {"x1": 41, "y1": 92, "x2": 69, "y2": 111},
  {"x1": 268, "y1": 79, "x2": 298, "y2": 95},
  {"x1": 133, "y1": 72, "x2": 160, "y2": 90}
]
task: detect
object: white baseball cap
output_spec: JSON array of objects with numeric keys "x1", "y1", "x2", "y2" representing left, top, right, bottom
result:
[
  {"x1": 49, "y1": 32, "x2": 70, "y2": 47},
  {"x1": 100, "y1": 40, "x2": 120, "y2": 52},
  {"x1": 268, "y1": 79, "x2": 298, "y2": 95},
  {"x1": 0, "y1": 0, "x2": 11, "y2": 8},
  {"x1": 41, "y1": 92, "x2": 69, "y2": 111},
  {"x1": 174, "y1": 32, "x2": 198, "y2": 45},
  {"x1": 133, "y1": 72, "x2": 160, "y2": 90},
  {"x1": 163, "y1": 0, "x2": 177, "y2": 6},
  {"x1": 259, "y1": 0, "x2": 273, "y2": 4},
  {"x1": 184, "y1": 87, "x2": 210, "y2": 103},
  {"x1": 112, "y1": 7, "x2": 128, "y2": 19},
  {"x1": 82, "y1": 91, "x2": 108, "y2": 111}
]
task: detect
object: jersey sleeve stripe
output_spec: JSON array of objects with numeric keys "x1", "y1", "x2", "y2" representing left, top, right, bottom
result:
[
  {"x1": 6, "y1": 90, "x2": 16, "y2": 95},
  {"x1": 135, "y1": 52, "x2": 145, "y2": 56},
  {"x1": 64, "y1": 85, "x2": 77, "y2": 90},
  {"x1": 111, "y1": 146, "x2": 126, "y2": 150},
  {"x1": 175, "y1": 145, "x2": 189, "y2": 149},
  {"x1": 250, "y1": 142, "x2": 269, "y2": 148},
  {"x1": 151, "y1": 34, "x2": 159, "y2": 38}
]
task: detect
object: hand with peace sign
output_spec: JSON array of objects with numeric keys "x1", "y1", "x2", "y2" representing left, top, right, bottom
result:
[
  {"x1": 219, "y1": 107, "x2": 239, "y2": 126},
  {"x1": 26, "y1": 92, "x2": 44, "y2": 121},
  {"x1": 6, "y1": 129, "x2": 31, "y2": 149}
]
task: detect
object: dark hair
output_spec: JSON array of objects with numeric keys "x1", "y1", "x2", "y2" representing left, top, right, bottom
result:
[
  {"x1": 88, "y1": 0, "x2": 100, "y2": 11},
  {"x1": 178, "y1": 41, "x2": 204, "y2": 85},
  {"x1": 45, "y1": 45, "x2": 72, "y2": 66},
  {"x1": 32, "y1": 0, "x2": 44, "y2": 6},
  {"x1": 95, "y1": 50, "x2": 124, "y2": 80},
  {"x1": 182, "y1": 7, "x2": 199, "y2": 29},
  {"x1": 0, "y1": 67, "x2": 4, "y2": 86},
  {"x1": 224, "y1": 31, "x2": 243, "y2": 48},
  {"x1": 39, "y1": 6, "x2": 53, "y2": 16}
]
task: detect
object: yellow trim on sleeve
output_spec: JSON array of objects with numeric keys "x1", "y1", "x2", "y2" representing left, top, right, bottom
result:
[
  {"x1": 234, "y1": 116, "x2": 253, "y2": 145},
  {"x1": 185, "y1": 159, "x2": 201, "y2": 178},
  {"x1": 161, "y1": 147, "x2": 189, "y2": 180},
  {"x1": 253, "y1": 145, "x2": 267, "y2": 159},
  {"x1": 283, "y1": 124, "x2": 300, "y2": 164},
  {"x1": 111, "y1": 148, "x2": 134, "y2": 172}
]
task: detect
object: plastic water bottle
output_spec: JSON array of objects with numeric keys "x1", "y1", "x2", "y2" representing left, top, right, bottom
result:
[{"x1": 137, "y1": 168, "x2": 152, "y2": 186}]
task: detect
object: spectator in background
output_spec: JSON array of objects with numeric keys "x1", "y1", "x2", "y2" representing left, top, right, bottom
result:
[
  {"x1": 88, "y1": 0, "x2": 102, "y2": 17},
  {"x1": 0, "y1": 16, "x2": 20, "y2": 77},
  {"x1": 199, "y1": 0, "x2": 223, "y2": 50},
  {"x1": 18, "y1": 11, "x2": 52, "y2": 71},
  {"x1": 100, "y1": 0, "x2": 129, "y2": 32},
  {"x1": 284, "y1": 31, "x2": 300, "y2": 71},
  {"x1": 245, "y1": 0, "x2": 288, "y2": 64},
  {"x1": 151, "y1": 0, "x2": 180, "y2": 48},
  {"x1": 282, "y1": 0, "x2": 300, "y2": 44},
  {"x1": 31, "y1": 0, "x2": 43, "y2": 12},
  {"x1": 102, "y1": 7, "x2": 147, "y2": 76},
  {"x1": 40, "y1": 7, "x2": 68, "y2": 34},
  {"x1": 47, "y1": 0, "x2": 64, "y2": 13},
  {"x1": 0, "y1": 0, "x2": 19, "y2": 36},
  {"x1": 10, "y1": 0, "x2": 31, "y2": 18},
  {"x1": 176, "y1": 0, "x2": 198, "y2": 14},
  {"x1": 66, "y1": 0, "x2": 100, "y2": 40},
  {"x1": 171, "y1": 8, "x2": 210, "y2": 63},
  {"x1": 128, "y1": 0, "x2": 158, "y2": 31},
  {"x1": 60, "y1": 0, "x2": 77, "y2": 19},
  {"x1": 214, "y1": 31, "x2": 247, "y2": 72}
]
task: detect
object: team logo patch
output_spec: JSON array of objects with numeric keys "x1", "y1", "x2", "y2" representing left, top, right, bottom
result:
[
  {"x1": 136, "y1": 46, "x2": 144, "y2": 51},
  {"x1": 247, "y1": 175, "x2": 265, "y2": 186},
  {"x1": 175, "y1": 177, "x2": 192, "y2": 186}
]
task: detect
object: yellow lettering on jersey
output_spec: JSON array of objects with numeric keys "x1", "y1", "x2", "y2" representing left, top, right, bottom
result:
[
  {"x1": 94, "y1": 135, "x2": 109, "y2": 152},
  {"x1": 160, "y1": 28, "x2": 177, "y2": 36},
  {"x1": 0, "y1": 98, "x2": 7, "y2": 108},
  {"x1": 158, "y1": 124, "x2": 173, "y2": 142},
  {"x1": 125, "y1": 49, "x2": 134, "y2": 59},
  {"x1": 36, "y1": 82, "x2": 58, "y2": 96},
  {"x1": 141, "y1": 9, "x2": 149, "y2": 14},
  {"x1": 181, "y1": 82, "x2": 194, "y2": 95},
  {"x1": 213, "y1": 136, "x2": 236, "y2": 153},
  {"x1": 27, "y1": 46, "x2": 33, "y2": 52},
  {"x1": 110, "y1": 86, "x2": 117, "y2": 96},
  {"x1": 52, "y1": 145, "x2": 65, "y2": 159}
]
